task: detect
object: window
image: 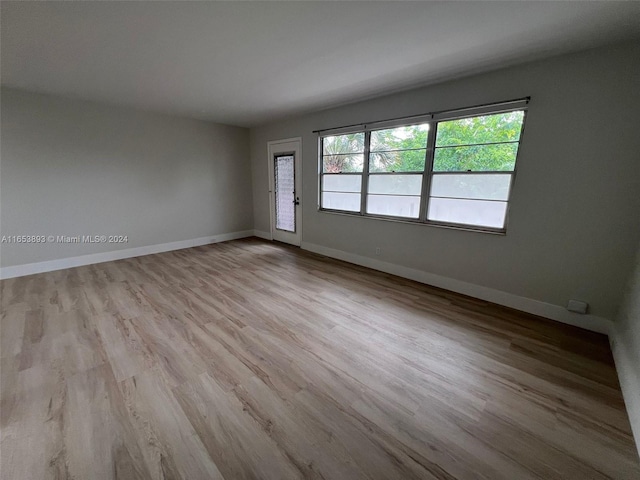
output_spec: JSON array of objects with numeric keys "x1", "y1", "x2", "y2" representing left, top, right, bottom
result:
[
  {"x1": 367, "y1": 124, "x2": 428, "y2": 219},
  {"x1": 318, "y1": 100, "x2": 527, "y2": 232},
  {"x1": 321, "y1": 133, "x2": 364, "y2": 212}
]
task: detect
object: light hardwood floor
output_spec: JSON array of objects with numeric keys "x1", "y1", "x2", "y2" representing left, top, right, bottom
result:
[{"x1": 1, "y1": 238, "x2": 639, "y2": 479}]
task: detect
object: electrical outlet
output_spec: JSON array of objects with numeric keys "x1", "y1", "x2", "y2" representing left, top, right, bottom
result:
[
  {"x1": 567, "y1": 299, "x2": 588, "y2": 314},
  {"x1": 375, "y1": 247, "x2": 381, "y2": 255}
]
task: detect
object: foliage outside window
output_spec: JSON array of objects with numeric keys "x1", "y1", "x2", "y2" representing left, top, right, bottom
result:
[{"x1": 319, "y1": 103, "x2": 526, "y2": 232}]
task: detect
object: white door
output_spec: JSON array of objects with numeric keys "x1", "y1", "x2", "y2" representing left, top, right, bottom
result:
[{"x1": 268, "y1": 138, "x2": 302, "y2": 246}]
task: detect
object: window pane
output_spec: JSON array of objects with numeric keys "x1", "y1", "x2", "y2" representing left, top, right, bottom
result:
[
  {"x1": 322, "y1": 192, "x2": 360, "y2": 212},
  {"x1": 322, "y1": 174, "x2": 361, "y2": 193},
  {"x1": 427, "y1": 198, "x2": 507, "y2": 228},
  {"x1": 367, "y1": 195, "x2": 420, "y2": 218},
  {"x1": 433, "y1": 143, "x2": 518, "y2": 172},
  {"x1": 371, "y1": 124, "x2": 429, "y2": 152},
  {"x1": 369, "y1": 150, "x2": 426, "y2": 173},
  {"x1": 368, "y1": 174, "x2": 422, "y2": 195},
  {"x1": 322, "y1": 133, "x2": 365, "y2": 155},
  {"x1": 322, "y1": 153, "x2": 364, "y2": 173},
  {"x1": 430, "y1": 174, "x2": 511, "y2": 200},
  {"x1": 436, "y1": 111, "x2": 524, "y2": 147}
]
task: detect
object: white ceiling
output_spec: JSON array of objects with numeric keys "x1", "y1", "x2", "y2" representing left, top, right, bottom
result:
[{"x1": 2, "y1": 1, "x2": 640, "y2": 127}]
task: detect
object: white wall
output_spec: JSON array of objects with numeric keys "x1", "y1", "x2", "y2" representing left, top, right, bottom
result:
[
  {"x1": 250, "y1": 41, "x2": 640, "y2": 324},
  {"x1": 612, "y1": 241, "x2": 640, "y2": 456},
  {"x1": 0, "y1": 88, "x2": 253, "y2": 269}
]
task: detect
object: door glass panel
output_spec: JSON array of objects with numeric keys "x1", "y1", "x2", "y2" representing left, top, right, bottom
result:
[{"x1": 275, "y1": 155, "x2": 295, "y2": 232}]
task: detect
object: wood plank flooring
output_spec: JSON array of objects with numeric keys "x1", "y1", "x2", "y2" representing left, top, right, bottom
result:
[{"x1": 1, "y1": 237, "x2": 639, "y2": 479}]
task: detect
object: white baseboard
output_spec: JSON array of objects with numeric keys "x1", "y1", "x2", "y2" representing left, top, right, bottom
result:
[
  {"x1": 0, "y1": 230, "x2": 254, "y2": 280},
  {"x1": 253, "y1": 229, "x2": 272, "y2": 240},
  {"x1": 610, "y1": 329, "x2": 640, "y2": 458},
  {"x1": 301, "y1": 241, "x2": 612, "y2": 335}
]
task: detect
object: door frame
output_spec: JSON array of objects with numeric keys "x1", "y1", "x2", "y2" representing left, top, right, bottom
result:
[{"x1": 267, "y1": 137, "x2": 302, "y2": 246}]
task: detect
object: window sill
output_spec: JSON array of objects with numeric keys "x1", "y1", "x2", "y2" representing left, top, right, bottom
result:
[{"x1": 317, "y1": 208, "x2": 507, "y2": 235}]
